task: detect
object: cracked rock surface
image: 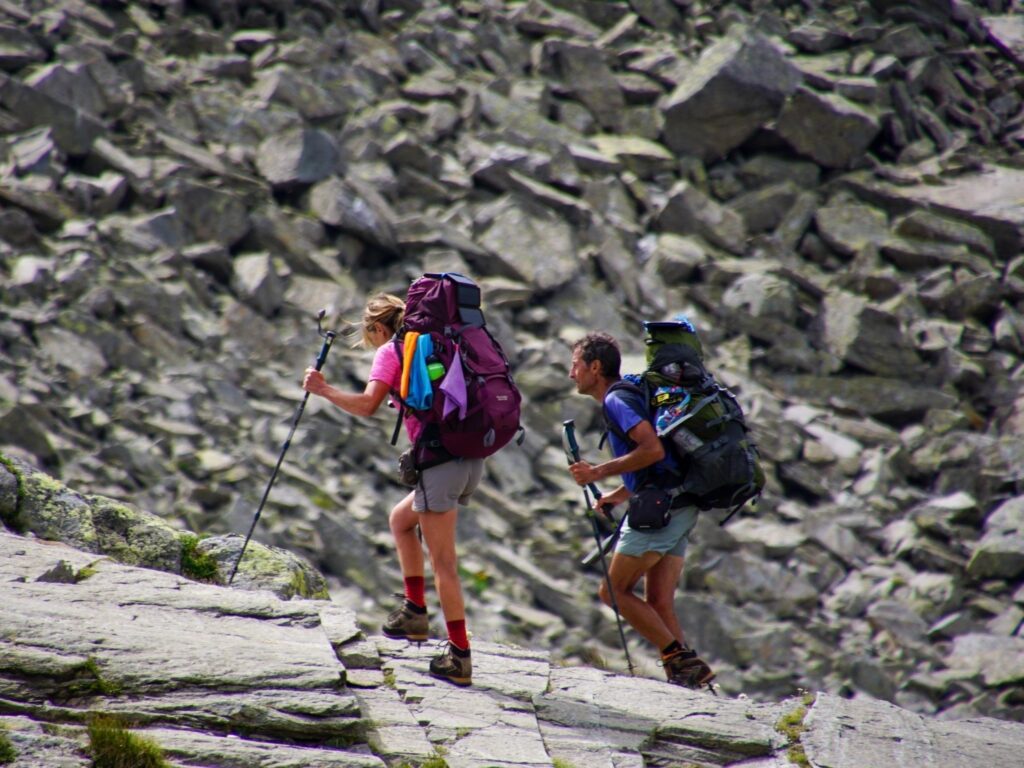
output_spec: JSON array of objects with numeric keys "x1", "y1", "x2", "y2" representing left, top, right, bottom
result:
[{"x1": 4, "y1": 526, "x2": 1023, "y2": 767}]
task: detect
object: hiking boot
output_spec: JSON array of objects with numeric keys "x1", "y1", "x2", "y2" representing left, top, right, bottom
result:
[
  {"x1": 429, "y1": 641, "x2": 472, "y2": 686},
  {"x1": 382, "y1": 598, "x2": 429, "y2": 642},
  {"x1": 663, "y1": 648, "x2": 715, "y2": 689}
]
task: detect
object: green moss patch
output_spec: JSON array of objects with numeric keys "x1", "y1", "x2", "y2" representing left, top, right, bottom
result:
[
  {"x1": 180, "y1": 534, "x2": 219, "y2": 582},
  {"x1": 404, "y1": 749, "x2": 449, "y2": 768},
  {"x1": 289, "y1": 567, "x2": 329, "y2": 600},
  {"x1": 0, "y1": 725, "x2": 16, "y2": 765},
  {"x1": 458, "y1": 564, "x2": 491, "y2": 597},
  {"x1": 68, "y1": 658, "x2": 122, "y2": 698},
  {"x1": 309, "y1": 489, "x2": 335, "y2": 510},
  {"x1": 775, "y1": 692, "x2": 816, "y2": 768},
  {"x1": 74, "y1": 559, "x2": 106, "y2": 583},
  {"x1": 0, "y1": 454, "x2": 25, "y2": 532},
  {"x1": 88, "y1": 716, "x2": 168, "y2": 768}
]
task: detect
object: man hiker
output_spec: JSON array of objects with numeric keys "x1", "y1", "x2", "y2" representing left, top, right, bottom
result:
[
  {"x1": 567, "y1": 331, "x2": 715, "y2": 689},
  {"x1": 302, "y1": 292, "x2": 477, "y2": 686}
]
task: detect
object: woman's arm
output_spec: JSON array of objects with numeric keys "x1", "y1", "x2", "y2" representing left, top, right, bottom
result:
[{"x1": 302, "y1": 369, "x2": 391, "y2": 418}]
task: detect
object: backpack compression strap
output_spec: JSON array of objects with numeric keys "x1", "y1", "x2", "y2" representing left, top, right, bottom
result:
[{"x1": 390, "y1": 335, "x2": 406, "y2": 446}]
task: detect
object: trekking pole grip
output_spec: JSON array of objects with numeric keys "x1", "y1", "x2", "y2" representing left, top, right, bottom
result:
[
  {"x1": 562, "y1": 420, "x2": 614, "y2": 521},
  {"x1": 314, "y1": 309, "x2": 336, "y2": 371},
  {"x1": 562, "y1": 419, "x2": 581, "y2": 462},
  {"x1": 314, "y1": 333, "x2": 335, "y2": 371}
]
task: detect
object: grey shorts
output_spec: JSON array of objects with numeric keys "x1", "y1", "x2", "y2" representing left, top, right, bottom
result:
[
  {"x1": 413, "y1": 458, "x2": 484, "y2": 513},
  {"x1": 616, "y1": 505, "x2": 699, "y2": 558}
]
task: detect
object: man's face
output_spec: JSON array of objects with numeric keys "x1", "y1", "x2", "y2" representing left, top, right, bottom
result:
[{"x1": 569, "y1": 348, "x2": 600, "y2": 397}]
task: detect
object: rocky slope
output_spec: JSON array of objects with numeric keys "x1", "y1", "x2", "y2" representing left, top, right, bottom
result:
[
  {"x1": 1, "y1": 0, "x2": 1023, "y2": 726},
  {"x1": 4, "y1": 524, "x2": 1024, "y2": 767}
]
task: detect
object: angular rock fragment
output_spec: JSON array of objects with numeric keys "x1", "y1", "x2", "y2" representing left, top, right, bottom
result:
[
  {"x1": 662, "y1": 27, "x2": 802, "y2": 161},
  {"x1": 777, "y1": 87, "x2": 881, "y2": 168}
]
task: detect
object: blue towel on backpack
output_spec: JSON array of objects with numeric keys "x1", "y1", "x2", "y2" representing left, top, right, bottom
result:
[{"x1": 406, "y1": 334, "x2": 434, "y2": 410}]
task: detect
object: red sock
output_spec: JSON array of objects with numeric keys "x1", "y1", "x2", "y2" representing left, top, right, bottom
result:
[
  {"x1": 446, "y1": 619, "x2": 469, "y2": 651},
  {"x1": 404, "y1": 576, "x2": 426, "y2": 608}
]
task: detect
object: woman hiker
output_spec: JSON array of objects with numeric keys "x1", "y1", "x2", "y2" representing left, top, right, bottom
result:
[{"x1": 302, "y1": 292, "x2": 478, "y2": 686}]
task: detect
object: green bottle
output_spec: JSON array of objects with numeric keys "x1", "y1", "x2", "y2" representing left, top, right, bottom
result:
[{"x1": 427, "y1": 361, "x2": 445, "y2": 381}]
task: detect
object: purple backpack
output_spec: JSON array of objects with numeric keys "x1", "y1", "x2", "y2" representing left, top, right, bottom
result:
[{"x1": 391, "y1": 273, "x2": 523, "y2": 468}]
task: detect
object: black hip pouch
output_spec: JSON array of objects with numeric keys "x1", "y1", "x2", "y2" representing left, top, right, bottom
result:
[{"x1": 627, "y1": 487, "x2": 674, "y2": 530}]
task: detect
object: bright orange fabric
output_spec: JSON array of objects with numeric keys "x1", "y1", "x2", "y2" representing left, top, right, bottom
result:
[{"x1": 399, "y1": 331, "x2": 420, "y2": 400}]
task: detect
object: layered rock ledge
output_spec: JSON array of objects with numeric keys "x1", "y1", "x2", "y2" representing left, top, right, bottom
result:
[{"x1": 3, "y1": 527, "x2": 1023, "y2": 768}]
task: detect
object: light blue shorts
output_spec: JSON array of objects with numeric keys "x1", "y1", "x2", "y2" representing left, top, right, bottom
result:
[{"x1": 616, "y1": 505, "x2": 699, "y2": 558}]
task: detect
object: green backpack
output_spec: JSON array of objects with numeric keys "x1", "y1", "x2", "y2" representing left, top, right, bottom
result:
[
  {"x1": 636, "y1": 318, "x2": 765, "y2": 524},
  {"x1": 642, "y1": 318, "x2": 704, "y2": 369}
]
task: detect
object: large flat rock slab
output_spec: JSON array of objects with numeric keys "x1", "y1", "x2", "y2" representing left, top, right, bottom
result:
[
  {"x1": 355, "y1": 686, "x2": 436, "y2": 764},
  {"x1": 0, "y1": 715, "x2": 384, "y2": 768},
  {"x1": 803, "y1": 692, "x2": 1024, "y2": 768},
  {"x1": 537, "y1": 666, "x2": 787, "y2": 765},
  {"x1": 0, "y1": 531, "x2": 366, "y2": 755},
  {"x1": 845, "y1": 164, "x2": 1024, "y2": 257},
  {"x1": 142, "y1": 726, "x2": 383, "y2": 768},
  {"x1": 376, "y1": 637, "x2": 552, "y2": 768},
  {"x1": 0, "y1": 535, "x2": 342, "y2": 696},
  {"x1": 0, "y1": 715, "x2": 89, "y2": 767}
]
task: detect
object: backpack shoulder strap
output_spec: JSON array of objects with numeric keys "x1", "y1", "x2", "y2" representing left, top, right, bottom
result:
[
  {"x1": 390, "y1": 335, "x2": 407, "y2": 446},
  {"x1": 602, "y1": 379, "x2": 649, "y2": 449}
]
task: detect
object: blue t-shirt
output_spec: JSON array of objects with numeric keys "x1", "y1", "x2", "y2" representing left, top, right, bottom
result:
[{"x1": 604, "y1": 384, "x2": 680, "y2": 492}]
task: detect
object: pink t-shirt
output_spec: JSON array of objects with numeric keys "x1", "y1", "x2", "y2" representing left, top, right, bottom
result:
[{"x1": 369, "y1": 342, "x2": 423, "y2": 444}]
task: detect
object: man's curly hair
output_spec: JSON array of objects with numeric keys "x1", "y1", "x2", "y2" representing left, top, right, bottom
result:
[{"x1": 572, "y1": 332, "x2": 621, "y2": 379}]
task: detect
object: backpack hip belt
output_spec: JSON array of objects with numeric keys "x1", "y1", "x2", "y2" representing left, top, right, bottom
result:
[{"x1": 665, "y1": 485, "x2": 700, "y2": 510}]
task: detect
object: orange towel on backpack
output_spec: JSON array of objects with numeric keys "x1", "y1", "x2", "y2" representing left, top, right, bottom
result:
[{"x1": 399, "y1": 331, "x2": 420, "y2": 400}]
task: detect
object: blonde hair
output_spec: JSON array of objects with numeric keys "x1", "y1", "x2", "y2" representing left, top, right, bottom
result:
[{"x1": 359, "y1": 293, "x2": 405, "y2": 347}]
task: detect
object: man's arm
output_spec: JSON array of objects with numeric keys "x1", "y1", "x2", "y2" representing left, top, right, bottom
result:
[{"x1": 568, "y1": 419, "x2": 664, "y2": 486}]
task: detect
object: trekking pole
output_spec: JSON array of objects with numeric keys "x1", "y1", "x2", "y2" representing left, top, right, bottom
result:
[
  {"x1": 229, "y1": 310, "x2": 337, "y2": 585},
  {"x1": 562, "y1": 420, "x2": 635, "y2": 676},
  {"x1": 567, "y1": 438, "x2": 619, "y2": 566}
]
